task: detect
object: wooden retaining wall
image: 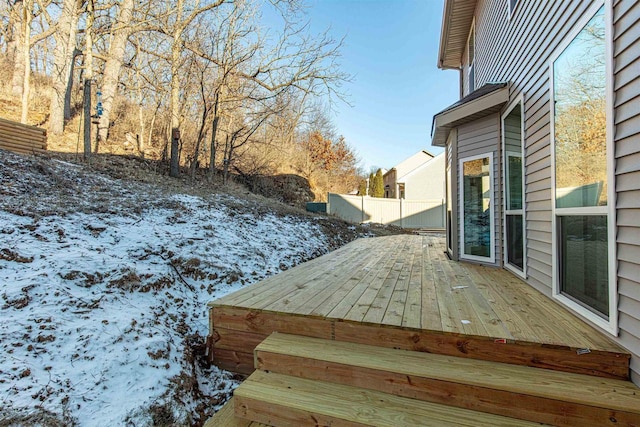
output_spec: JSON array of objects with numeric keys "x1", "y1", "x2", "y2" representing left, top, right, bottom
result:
[{"x1": 0, "y1": 117, "x2": 47, "y2": 155}]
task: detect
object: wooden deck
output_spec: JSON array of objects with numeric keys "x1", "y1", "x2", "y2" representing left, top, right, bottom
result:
[{"x1": 208, "y1": 234, "x2": 630, "y2": 379}]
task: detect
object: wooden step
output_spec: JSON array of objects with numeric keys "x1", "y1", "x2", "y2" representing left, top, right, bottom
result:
[
  {"x1": 234, "y1": 370, "x2": 546, "y2": 426},
  {"x1": 204, "y1": 397, "x2": 270, "y2": 427},
  {"x1": 255, "y1": 333, "x2": 640, "y2": 427}
]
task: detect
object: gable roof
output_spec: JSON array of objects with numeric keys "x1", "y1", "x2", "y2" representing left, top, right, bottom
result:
[
  {"x1": 397, "y1": 152, "x2": 445, "y2": 183},
  {"x1": 438, "y1": 0, "x2": 478, "y2": 69},
  {"x1": 431, "y1": 82, "x2": 509, "y2": 147},
  {"x1": 385, "y1": 150, "x2": 435, "y2": 178}
]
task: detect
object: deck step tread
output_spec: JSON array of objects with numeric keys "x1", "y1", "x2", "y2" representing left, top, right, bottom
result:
[
  {"x1": 205, "y1": 398, "x2": 270, "y2": 427},
  {"x1": 234, "y1": 370, "x2": 546, "y2": 426},
  {"x1": 256, "y1": 333, "x2": 640, "y2": 415}
]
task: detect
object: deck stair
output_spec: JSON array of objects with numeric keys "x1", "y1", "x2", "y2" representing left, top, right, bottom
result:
[{"x1": 217, "y1": 332, "x2": 640, "y2": 427}]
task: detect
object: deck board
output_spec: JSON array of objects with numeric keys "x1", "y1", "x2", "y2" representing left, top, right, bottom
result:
[
  {"x1": 210, "y1": 234, "x2": 630, "y2": 378},
  {"x1": 321, "y1": 237, "x2": 404, "y2": 319}
]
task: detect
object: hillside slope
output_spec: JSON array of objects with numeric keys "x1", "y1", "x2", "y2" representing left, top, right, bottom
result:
[{"x1": 0, "y1": 150, "x2": 380, "y2": 426}]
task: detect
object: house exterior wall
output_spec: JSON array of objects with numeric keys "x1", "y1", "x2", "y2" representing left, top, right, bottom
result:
[
  {"x1": 457, "y1": 114, "x2": 502, "y2": 267},
  {"x1": 402, "y1": 153, "x2": 446, "y2": 201},
  {"x1": 395, "y1": 151, "x2": 434, "y2": 177},
  {"x1": 383, "y1": 169, "x2": 398, "y2": 198},
  {"x1": 613, "y1": 0, "x2": 640, "y2": 385},
  {"x1": 462, "y1": 27, "x2": 472, "y2": 96},
  {"x1": 444, "y1": 0, "x2": 640, "y2": 384},
  {"x1": 462, "y1": 0, "x2": 591, "y2": 299},
  {"x1": 384, "y1": 151, "x2": 438, "y2": 199}
]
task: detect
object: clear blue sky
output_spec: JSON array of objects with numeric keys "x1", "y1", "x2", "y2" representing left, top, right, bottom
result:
[{"x1": 303, "y1": 0, "x2": 460, "y2": 171}]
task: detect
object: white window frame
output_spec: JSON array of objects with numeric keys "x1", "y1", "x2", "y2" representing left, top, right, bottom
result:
[
  {"x1": 549, "y1": 0, "x2": 617, "y2": 335},
  {"x1": 446, "y1": 157, "x2": 453, "y2": 256},
  {"x1": 508, "y1": 0, "x2": 520, "y2": 20},
  {"x1": 459, "y1": 152, "x2": 495, "y2": 263},
  {"x1": 446, "y1": 131, "x2": 456, "y2": 258},
  {"x1": 501, "y1": 96, "x2": 527, "y2": 279},
  {"x1": 467, "y1": 18, "x2": 476, "y2": 93}
]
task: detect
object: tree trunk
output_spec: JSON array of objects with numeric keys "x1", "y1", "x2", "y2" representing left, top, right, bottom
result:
[
  {"x1": 208, "y1": 90, "x2": 222, "y2": 177},
  {"x1": 48, "y1": 0, "x2": 81, "y2": 135},
  {"x1": 137, "y1": 88, "x2": 145, "y2": 156},
  {"x1": 190, "y1": 107, "x2": 208, "y2": 178},
  {"x1": 97, "y1": 0, "x2": 134, "y2": 144},
  {"x1": 169, "y1": 46, "x2": 181, "y2": 177},
  {"x1": 20, "y1": 2, "x2": 31, "y2": 124},
  {"x1": 208, "y1": 114, "x2": 219, "y2": 175},
  {"x1": 11, "y1": 0, "x2": 25, "y2": 98},
  {"x1": 222, "y1": 134, "x2": 232, "y2": 184},
  {"x1": 6, "y1": 4, "x2": 17, "y2": 65},
  {"x1": 148, "y1": 101, "x2": 161, "y2": 155},
  {"x1": 169, "y1": 0, "x2": 183, "y2": 178},
  {"x1": 64, "y1": 48, "x2": 79, "y2": 121},
  {"x1": 83, "y1": 0, "x2": 93, "y2": 158}
]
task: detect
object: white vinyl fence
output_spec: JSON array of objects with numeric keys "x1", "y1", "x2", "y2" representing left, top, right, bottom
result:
[{"x1": 327, "y1": 193, "x2": 445, "y2": 229}]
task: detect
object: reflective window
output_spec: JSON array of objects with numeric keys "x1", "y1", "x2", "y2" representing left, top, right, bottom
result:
[
  {"x1": 559, "y1": 215, "x2": 609, "y2": 316},
  {"x1": 503, "y1": 103, "x2": 525, "y2": 273},
  {"x1": 553, "y1": 5, "x2": 609, "y2": 318},
  {"x1": 506, "y1": 154, "x2": 522, "y2": 210},
  {"x1": 554, "y1": 7, "x2": 607, "y2": 208}
]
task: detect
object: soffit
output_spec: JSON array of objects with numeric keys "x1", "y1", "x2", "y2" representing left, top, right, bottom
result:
[
  {"x1": 438, "y1": 0, "x2": 478, "y2": 69},
  {"x1": 431, "y1": 83, "x2": 509, "y2": 147}
]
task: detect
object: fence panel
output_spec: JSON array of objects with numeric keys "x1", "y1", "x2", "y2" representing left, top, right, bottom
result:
[
  {"x1": 0, "y1": 117, "x2": 47, "y2": 155},
  {"x1": 402, "y1": 200, "x2": 445, "y2": 229},
  {"x1": 327, "y1": 193, "x2": 364, "y2": 224},
  {"x1": 363, "y1": 197, "x2": 402, "y2": 226},
  {"x1": 327, "y1": 193, "x2": 445, "y2": 229}
]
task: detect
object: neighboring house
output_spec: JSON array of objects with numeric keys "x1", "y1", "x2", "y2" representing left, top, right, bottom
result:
[
  {"x1": 432, "y1": 0, "x2": 640, "y2": 385},
  {"x1": 383, "y1": 150, "x2": 443, "y2": 199}
]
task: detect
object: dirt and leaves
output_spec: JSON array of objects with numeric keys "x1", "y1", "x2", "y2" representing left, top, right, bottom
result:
[{"x1": 0, "y1": 150, "x2": 398, "y2": 426}]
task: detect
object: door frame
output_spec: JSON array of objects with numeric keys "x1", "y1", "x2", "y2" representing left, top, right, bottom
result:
[{"x1": 459, "y1": 152, "x2": 495, "y2": 263}]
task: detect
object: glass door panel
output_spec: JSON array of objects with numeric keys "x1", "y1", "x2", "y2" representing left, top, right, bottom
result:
[{"x1": 460, "y1": 155, "x2": 493, "y2": 261}]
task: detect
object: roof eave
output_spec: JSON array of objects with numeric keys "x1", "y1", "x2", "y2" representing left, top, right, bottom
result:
[
  {"x1": 437, "y1": 0, "x2": 478, "y2": 70},
  {"x1": 431, "y1": 84, "x2": 510, "y2": 147}
]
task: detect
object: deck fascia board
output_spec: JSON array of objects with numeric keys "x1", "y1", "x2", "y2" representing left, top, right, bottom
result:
[{"x1": 208, "y1": 235, "x2": 630, "y2": 379}]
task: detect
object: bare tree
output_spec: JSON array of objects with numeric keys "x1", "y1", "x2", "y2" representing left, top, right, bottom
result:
[
  {"x1": 49, "y1": 0, "x2": 82, "y2": 135},
  {"x1": 19, "y1": 0, "x2": 32, "y2": 123},
  {"x1": 9, "y1": 0, "x2": 26, "y2": 98},
  {"x1": 161, "y1": 0, "x2": 227, "y2": 177},
  {"x1": 96, "y1": 0, "x2": 134, "y2": 144}
]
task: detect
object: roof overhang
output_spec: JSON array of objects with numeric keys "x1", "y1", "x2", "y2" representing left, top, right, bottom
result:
[
  {"x1": 438, "y1": 0, "x2": 478, "y2": 69},
  {"x1": 431, "y1": 83, "x2": 510, "y2": 147}
]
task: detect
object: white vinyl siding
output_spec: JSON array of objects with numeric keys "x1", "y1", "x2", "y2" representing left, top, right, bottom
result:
[
  {"x1": 613, "y1": 0, "x2": 640, "y2": 384},
  {"x1": 457, "y1": 114, "x2": 501, "y2": 266},
  {"x1": 471, "y1": 0, "x2": 600, "y2": 291},
  {"x1": 464, "y1": 0, "x2": 639, "y2": 384}
]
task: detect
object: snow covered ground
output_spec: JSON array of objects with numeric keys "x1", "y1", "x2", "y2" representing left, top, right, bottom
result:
[{"x1": 0, "y1": 151, "x2": 371, "y2": 426}]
